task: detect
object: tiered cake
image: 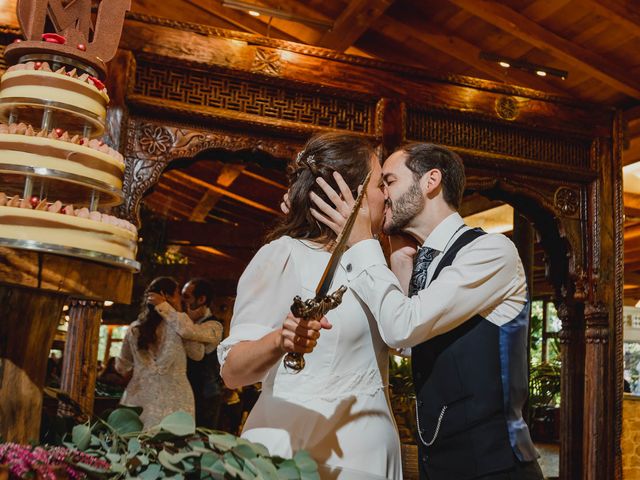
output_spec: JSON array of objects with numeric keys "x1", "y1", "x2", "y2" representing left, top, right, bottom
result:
[{"x1": 0, "y1": 10, "x2": 139, "y2": 271}]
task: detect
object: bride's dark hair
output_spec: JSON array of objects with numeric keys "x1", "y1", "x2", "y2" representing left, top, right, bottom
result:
[
  {"x1": 267, "y1": 132, "x2": 375, "y2": 244},
  {"x1": 135, "y1": 276, "x2": 179, "y2": 351}
]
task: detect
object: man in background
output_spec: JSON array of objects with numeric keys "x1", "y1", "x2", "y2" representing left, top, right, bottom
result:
[{"x1": 182, "y1": 277, "x2": 224, "y2": 429}]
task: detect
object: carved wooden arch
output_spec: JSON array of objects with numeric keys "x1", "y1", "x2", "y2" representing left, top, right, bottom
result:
[
  {"x1": 466, "y1": 173, "x2": 584, "y2": 299},
  {"x1": 466, "y1": 169, "x2": 592, "y2": 479},
  {"x1": 118, "y1": 118, "x2": 301, "y2": 225}
]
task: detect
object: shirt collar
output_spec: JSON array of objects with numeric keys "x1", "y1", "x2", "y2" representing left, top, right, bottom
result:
[
  {"x1": 196, "y1": 307, "x2": 213, "y2": 324},
  {"x1": 422, "y1": 212, "x2": 464, "y2": 251}
]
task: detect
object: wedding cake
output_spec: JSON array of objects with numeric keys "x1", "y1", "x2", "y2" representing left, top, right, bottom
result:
[{"x1": 0, "y1": 0, "x2": 138, "y2": 270}]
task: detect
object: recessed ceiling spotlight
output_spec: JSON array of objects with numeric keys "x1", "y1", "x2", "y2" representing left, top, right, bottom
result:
[{"x1": 479, "y1": 51, "x2": 568, "y2": 80}]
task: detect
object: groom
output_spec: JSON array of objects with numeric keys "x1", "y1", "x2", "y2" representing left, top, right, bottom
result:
[{"x1": 308, "y1": 143, "x2": 542, "y2": 480}]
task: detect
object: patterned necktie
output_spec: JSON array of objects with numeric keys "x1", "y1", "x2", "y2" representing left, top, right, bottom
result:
[{"x1": 408, "y1": 247, "x2": 437, "y2": 297}]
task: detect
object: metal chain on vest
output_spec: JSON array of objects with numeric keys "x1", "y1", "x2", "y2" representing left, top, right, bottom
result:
[{"x1": 416, "y1": 404, "x2": 447, "y2": 447}]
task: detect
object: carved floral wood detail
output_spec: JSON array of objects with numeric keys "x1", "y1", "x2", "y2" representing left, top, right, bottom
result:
[{"x1": 119, "y1": 118, "x2": 299, "y2": 225}]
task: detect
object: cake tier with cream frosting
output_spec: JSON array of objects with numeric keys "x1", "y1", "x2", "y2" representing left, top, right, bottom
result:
[
  {"x1": 0, "y1": 204, "x2": 138, "y2": 269},
  {"x1": 0, "y1": 68, "x2": 109, "y2": 136}
]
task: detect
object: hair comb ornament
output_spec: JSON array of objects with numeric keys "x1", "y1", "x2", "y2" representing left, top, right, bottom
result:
[{"x1": 295, "y1": 151, "x2": 319, "y2": 175}]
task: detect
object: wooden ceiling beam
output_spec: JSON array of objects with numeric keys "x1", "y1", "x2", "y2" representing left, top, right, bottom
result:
[
  {"x1": 581, "y1": 0, "x2": 640, "y2": 38},
  {"x1": 182, "y1": 0, "x2": 301, "y2": 42},
  {"x1": 190, "y1": 165, "x2": 245, "y2": 222},
  {"x1": 317, "y1": 0, "x2": 395, "y2": 52},
  {"x1": 171, "y1": 170, "x2": 280, "y2": 216},
  {"x1": 372, "y1": 16, "x2": 569, "y2": 95},
  {"x1": 447, "y1": 0, "x2": 640, "y2": 99}
]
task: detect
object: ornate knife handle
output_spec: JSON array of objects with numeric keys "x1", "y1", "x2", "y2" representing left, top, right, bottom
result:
[{"x1": 283, "y1": 285, "x2": 347, "y2": 373}]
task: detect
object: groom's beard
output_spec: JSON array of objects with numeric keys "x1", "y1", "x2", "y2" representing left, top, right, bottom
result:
[{"x1": 383, "y1": 181, "x2": 424, "y2": 235}]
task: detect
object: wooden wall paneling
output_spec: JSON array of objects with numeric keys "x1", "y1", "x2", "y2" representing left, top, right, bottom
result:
[{"x1": 118, "y1": 16, "x2": 610, "y2": 136}]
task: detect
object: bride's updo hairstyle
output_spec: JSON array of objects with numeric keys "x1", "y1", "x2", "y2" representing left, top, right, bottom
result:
[{"x1": 267, "y1": 132, "x2": 375, "y2": 244}]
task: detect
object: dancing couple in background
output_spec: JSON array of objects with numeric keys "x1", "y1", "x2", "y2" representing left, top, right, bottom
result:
[{"x1": 116, "y1": 277, "x2": 223, "y2": 429}]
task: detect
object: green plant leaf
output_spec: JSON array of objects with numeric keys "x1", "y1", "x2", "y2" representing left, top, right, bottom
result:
[
  {"x1": 249, "y1": 457, "x2": 280, "y2": 480},
  {"x1": 139, "y1": 463, "x2": 163, "y2": 480},
  {"x1": 208, "y1": 432, "x2": 238, "y2": 451},
  {"x1": 71, "y1": 424, "x2": 91, "y2": 450},
  {"x1": 276, "y1": 459, "x2": 300, "y2": 480},
  {"x1": 158, "y1": 450, "x2": 185, "y2": 473},
  {"x1": 293, "y1": 451, "x2": 317, "y2": 473},
  {"x1": 158, "y1": 411, "x2": 196, "y2": 436},
  {"x1": 300, "y1": 472, "x2": 320, "y2": 480},
  {"x1": 107, "y1": 408, "x2": 143, "y2": 435},
  {"x1": 128, "y1": 438, "x2": 141, "y2": 456},
  {"x1": 232, "y1": 443, "x2": 259, "y2": 460},
  {"x1": 237, "y1": 438, "x2": 269, "y2": 457}
]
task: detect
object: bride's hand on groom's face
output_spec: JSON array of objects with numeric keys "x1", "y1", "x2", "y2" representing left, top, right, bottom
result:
[
  {"x1": 309, "y1": 171, "x2": 373, "y2": 247},
  {"x1": 279, "y1": 312, "x2": 332, "y2": 354}
]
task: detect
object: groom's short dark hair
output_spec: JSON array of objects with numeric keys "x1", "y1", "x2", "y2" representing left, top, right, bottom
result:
[
  {"x1": 189, "y1": 277, "x2": 215, "y2": 305},
  {"x1": 398, "y1": 143, "x2": 466, "y2": 210}
]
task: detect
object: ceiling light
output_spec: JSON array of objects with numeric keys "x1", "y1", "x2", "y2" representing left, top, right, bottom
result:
[
  {"x1": 479, "y1": 51, "x2": 568, "y2": 80},
  {"x1": 636, "y1": 299, "x2": 640, "y2": 308},
  {"x1": 104, "y1": 300, "x2": 114, "y2": 307},
  {"x1": 248, "y1": 10, "x2": 260, "y2": 17},
  {"x1": 222, "y1": 0, "x2": 333, "y2": 30}
]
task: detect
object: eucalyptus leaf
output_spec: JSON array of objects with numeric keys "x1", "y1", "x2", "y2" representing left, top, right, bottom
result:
[
  {"x1": 128, "y1": 438, "x2": 141, "y2": 456},
  {"x1": 249, "y1": 457, "x2": 280, "y2": 480},
  {"x1": 71, "y1": 424, "x2": 91, "y2": 450},
  {"x1": 158, "y1": 450, "x2": 185, "y2": 473},
  {"x1": 300, "y1": 471, "x2": 320, "y2": 480},
  {"x1": 232, "y1": 443, "x2": 259, "y2": 459},
  {"x1": 157, "y1": 411, "x2": 196, "y2": 436},
  {"x1": 237, "y1": 439, "x2": 269, "y2": 457},
  {"x1": 208, "y1": 432, "x2": 238, "y2": 451},
  {"x1": 277, "y1": 459, "x2": 301, "y2": 480},
  {"x1": 293, "y1": 451, "x2": 317, "y2": 473},
  {"x1": 139, "y1": 463, "x2": 163, "y2": 480},
  {"x1": 107, "y1": 408, "x2": 144, "y2": 435}
]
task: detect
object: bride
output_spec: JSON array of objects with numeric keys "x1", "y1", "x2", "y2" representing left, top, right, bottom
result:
[{"x1": 218, "y1": 132, "x2": 402, "y2": 479}]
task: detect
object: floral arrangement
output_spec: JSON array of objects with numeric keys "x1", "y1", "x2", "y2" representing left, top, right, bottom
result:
[{"x1": 0, "y1": 443, "x2": 109, "y2": 480}]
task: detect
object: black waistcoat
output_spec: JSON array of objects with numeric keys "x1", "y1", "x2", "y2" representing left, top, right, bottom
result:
[
  {"x1": 187, "y1": 315, "x2": 223, "y2": 399},
  {"x1": 412, "y1": 229, "x2": 536, "y2": 480}
]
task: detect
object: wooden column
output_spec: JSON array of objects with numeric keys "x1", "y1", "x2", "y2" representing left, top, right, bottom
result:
[
  {"x1": 58, "y1": 300, "x2": 103, "y2": 417},
  {"x1": 375, "y1": 98, "x2": 405, "y2": 157},
  {"x1": 557, "y1": 301, "x2": 584, "y2": 480},
  {"x1": 0, "y1": 285, "x2": 66, "y2": 443},
  {"x1": 583, "y1": 301, "x2": 609, "y2": 480},
  {"x1": 0, "y1": 247, "x2": 133, "y2": 442}
]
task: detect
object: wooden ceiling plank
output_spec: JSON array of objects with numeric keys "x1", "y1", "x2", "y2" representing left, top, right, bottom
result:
[
  {"x1": 318, "y1": 0, "x2": 395, "y2": 52},
  {"x1": 581, "y1": 0, "x2": 640, "y2": 38},
  {"x1": 373, "y1": 16, "x2": 569, "y2": 94},
  {"x1": 447, "y1": 0, "x2": 640, "y2": 99}
]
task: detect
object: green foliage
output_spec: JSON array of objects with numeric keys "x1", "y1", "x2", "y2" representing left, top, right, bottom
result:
[
  {"x1": 529, "y1": 361, "x2": 561, "y2": 408},
  {"x1": 67, "y1": 407, "x2": 319, "y2": 480}
]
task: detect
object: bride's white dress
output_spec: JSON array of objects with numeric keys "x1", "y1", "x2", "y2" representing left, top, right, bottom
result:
[{"x1": 218, "y1": 236, "x2": 403, "y2": 480}]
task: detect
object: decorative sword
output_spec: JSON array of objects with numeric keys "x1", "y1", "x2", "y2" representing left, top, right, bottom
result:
[{"x1": 283, "y1": 170, "x2": 373, "y2": 373}]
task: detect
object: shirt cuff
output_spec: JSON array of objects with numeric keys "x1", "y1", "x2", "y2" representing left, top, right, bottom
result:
[
  {"x1": 155, "y1": 301, "x2": 173, "y2": 317},
  {"x1": 341, "y1": 239, "x2": 387, "y2": 281}
]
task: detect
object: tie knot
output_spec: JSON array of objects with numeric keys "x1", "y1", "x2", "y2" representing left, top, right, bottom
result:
[{"x1": 416, "y1": 246, "x2": 436, "y2": 263}]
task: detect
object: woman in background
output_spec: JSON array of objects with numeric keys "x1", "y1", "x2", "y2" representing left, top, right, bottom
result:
[{"x1": 116, "y1": 277, "x2": 204, "y2": 428}]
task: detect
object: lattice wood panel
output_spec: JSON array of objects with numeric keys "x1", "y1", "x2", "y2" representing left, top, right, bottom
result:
[
  {"x1": 406, "y1": 107, "x2": 592, "y2": 168},
  {"x1": 133, "y1": 61, "x2": 375, "y2": 133}
]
